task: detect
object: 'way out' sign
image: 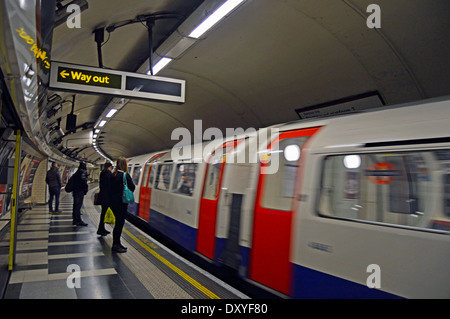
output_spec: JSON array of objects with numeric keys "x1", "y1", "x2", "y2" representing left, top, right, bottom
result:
[{"x1": 49, "y1": 61, "x2": 185, "y2": 103}]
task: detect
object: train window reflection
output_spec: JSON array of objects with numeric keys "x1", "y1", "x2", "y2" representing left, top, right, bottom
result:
[
  {"x1": 318, "y1": 150, "x2": 450, "y2": 233},
  {"x1": 132, "y1": 165, "x2": 142, "y2": 185},
  {"x1": 148, "y1": 165, "x2": 156, "y2": 187},
  {"x1": 155, "y1": 164, "x2": 173, "y2": 191},
  {"x1": 262, "y1": 136, "x2": 308, "y2": 211},
  {"x1": 172, "y1": 163, "x2": 198, "y2": 197},
  {"x1": 142, "y1": 163, "x2": 151, "y2": 187},
  {"x1": 203, "y1": 162, "x2": 222, "y2": 200}
]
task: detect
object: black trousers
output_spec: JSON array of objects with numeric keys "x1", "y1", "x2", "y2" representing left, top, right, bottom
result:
[
  {"x1": 48, "y1": 186, "x2": 60, "y2": 212},
  {"x1": 72, "y1": 192, "x2": 84, "y2": 223},
  {"x1": 110, "y1": 201, "x2": 127, "y2": 246},
  {"x1": 98, "y1": 205, "x2": 109, "y2": 232}
]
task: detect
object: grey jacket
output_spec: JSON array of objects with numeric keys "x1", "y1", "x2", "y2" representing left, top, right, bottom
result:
[{"x1": 46, "y1": 167, "x2": 62, "y2": 188}]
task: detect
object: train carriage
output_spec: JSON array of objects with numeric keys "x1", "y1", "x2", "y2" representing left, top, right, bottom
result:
[{"x1": 127, "y1": 97, "x2": 450, "y2": 298}]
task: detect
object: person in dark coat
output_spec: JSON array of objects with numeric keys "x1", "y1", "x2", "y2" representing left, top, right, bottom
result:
[
  {"x1": 97, "y1": 162, "x2": 112, "y2": 236},
  {"x1": 46, "y1": 162, "x2": 62, "y2": 213},
  {"x1": 109, "y1": 157, "x2": 135, "y2": 253},
  {"x1": 72, "y1": 162, "x2": 89, "y2": 226}
]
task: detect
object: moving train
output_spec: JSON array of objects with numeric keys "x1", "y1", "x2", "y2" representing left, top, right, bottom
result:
[{"x1": 123, "y1": 97, "x2": 450, "y2": 299}]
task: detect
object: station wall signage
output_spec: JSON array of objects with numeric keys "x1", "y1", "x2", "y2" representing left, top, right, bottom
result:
[{"x1": 49, "y1": 61, "x2": 185, "y2": 103}]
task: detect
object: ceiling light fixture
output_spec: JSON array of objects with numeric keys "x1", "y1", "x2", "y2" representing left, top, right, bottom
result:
[
  {"x1": 151, "y1": 57, "x2": 173, "y2": 75},
  {"x1": 105, "y1": 108, "x2": 118, "y2": 118},
  {"x1": 98, "y1": 120, "x2": 107, "y2": 127},
  {"x1": 189, "y1": 0, "x2": 245, "y2": 39}
]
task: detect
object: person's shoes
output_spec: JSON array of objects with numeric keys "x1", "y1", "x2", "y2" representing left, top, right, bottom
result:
[
  {"x1": 97, "y1": 229, "x2": 110, "y2": 236},
  {"x1": 74, "y1": 221, "x2": 88, "y2": 227},
  {"x1": 112, "y1": 244, "x2": 127, "y2": 253}
]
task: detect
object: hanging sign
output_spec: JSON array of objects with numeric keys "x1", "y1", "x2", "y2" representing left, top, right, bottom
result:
[{"x1": 49, "y1": 61, "x2": 185, "y2": 103}]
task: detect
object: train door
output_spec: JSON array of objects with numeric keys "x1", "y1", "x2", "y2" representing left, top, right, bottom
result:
[
  {"x1": 138, "y1": 162, "x2": 152, "y2": 221},
  {"x1": 138, "y1": 153, "x2": 166, "y2": 221},
  {"x1": 197, "y1": 140, "x2": 242, "y2": 260},
  {"x1": 249, "y1": 127, "x2": 321, "y2": 295}
]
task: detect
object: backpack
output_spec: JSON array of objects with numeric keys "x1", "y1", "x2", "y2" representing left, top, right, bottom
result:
[{"x1": 65, "y1": 176, "x2": 74, "y2": 193}]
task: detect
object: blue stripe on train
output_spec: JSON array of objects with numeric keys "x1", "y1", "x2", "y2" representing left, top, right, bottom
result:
[
  {"x1": 148, "y1": 208, "x2": 197, "y2": 251},
  {"x1": 127, "y1": 202, "x2": 139, "y2": 216},
  {"x1": 144, "y1": 207, "x2": 253, "y2": 277},
  {"x1": 291, "y1": 264, "x2": 402, "y2": 299},
  {"x1": 133, "y1": 204, "x2": 402, "y2": 298}
]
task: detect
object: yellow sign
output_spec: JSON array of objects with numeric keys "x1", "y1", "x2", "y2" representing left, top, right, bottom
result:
[{"x1": 57, "y1": 66, "x2": 122, "y2": 89}]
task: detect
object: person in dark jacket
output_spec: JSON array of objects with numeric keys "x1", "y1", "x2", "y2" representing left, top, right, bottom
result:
[
  {"x1": 109, "y1": 157, "x2": 135, "y2": 253},
  {"x1": 46, "y1": 162, "x2": 62, "y2": 213},
  {"x1": 72, "y1": 162, "x2": 89, "y2": 226},
  {"x1": 97, "y1": 162, "x2": 112, "y2": 236}
]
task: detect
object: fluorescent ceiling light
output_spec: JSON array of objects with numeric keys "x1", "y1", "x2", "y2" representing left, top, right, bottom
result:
[
  {"x1": 152, "y1": 57, "x2": 173, "y2": 75},
  {"x1": 189, "y1": 0, "x2": 245, "y2": 39},
  {"x1": 105, "y1": 108, "x2": 118, "y2": 118},
  {"x1": 98, "y1": 120, "x2": 107, "y2": 127}
]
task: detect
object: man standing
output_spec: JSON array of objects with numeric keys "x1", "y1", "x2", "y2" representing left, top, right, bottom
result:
[
  {"x1": 72, "y1": 162, "x2": 89, "y2": 226},
  {"x1": 46, "y1": 162, "x2": 62, "y2": 214}
]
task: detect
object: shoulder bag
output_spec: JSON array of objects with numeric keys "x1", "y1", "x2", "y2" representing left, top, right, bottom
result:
[{"x1": 122, "y1": 172, "x2": 135, "y2": 204}]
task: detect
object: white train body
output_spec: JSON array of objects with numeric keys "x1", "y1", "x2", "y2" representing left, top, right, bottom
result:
[{"x1": 125, "y1": 97, "x2": 450, "y2": 298}]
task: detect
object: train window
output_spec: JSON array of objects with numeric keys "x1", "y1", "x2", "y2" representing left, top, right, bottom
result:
[
  {"x1": 318, "y1": 150, "x2": 450, "y2": 233},
  {"x1": 148, "y1": 165, "x2": 156, "y2": 188},
  {"x1": 132, "y1": 165, "x2": 142, "y2": 185},
  {"x1": 155, "y1": 164, "x2": 173, "y2": 191},
  {"x1": 262, "y1": 136, "x2": 309, "y2": 211},
  {"x1": 142, "y1": 163, "x2": 151, "y2": 187},
  {"x1": 444, "y1": 173, "x2": 450, "y2": 218},
  {"x1": 203, "y1": 163, "x2": 222, "y2": 200},
  {"x1": 172, "y1": 163, "x2": 198, "y2": 197}
]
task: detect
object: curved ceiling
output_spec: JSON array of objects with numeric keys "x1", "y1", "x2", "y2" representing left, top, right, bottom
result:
[{"x1": 48, "y1": 0, "x2": 450, "y2": 162}]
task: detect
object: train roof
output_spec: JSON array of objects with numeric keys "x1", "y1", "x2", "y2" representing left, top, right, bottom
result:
[{"x1": 309, "y1": 96, "x2": 450, "y2": 154}]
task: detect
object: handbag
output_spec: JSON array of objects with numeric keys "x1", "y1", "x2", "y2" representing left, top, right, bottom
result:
[
  {"x1": 104, "y1": 207, "x2": 115, "y2": 224},
  {"x1": 122, "y1": 172, "x2": 135, "y2": 204},
  {"x1": 94, "y1": 192, "x2": 100, "y2": 205}
]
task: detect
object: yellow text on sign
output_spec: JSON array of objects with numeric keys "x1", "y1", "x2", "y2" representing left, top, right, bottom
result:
[{"x1": 60, "y1": 70, "x2": 111, "y2": 84}]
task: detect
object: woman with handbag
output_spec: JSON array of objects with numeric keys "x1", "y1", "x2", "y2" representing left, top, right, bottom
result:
[
  {"x1": 96, "y1": 162, "x2": 113, "y2": 236},
  {"x1": 109, "y1": 157, "x2": 136, "y2": 253}
]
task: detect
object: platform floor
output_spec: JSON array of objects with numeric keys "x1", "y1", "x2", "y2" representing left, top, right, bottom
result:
[{"x1": 1, "y1": 187, "x2": 248, "y2": 299}]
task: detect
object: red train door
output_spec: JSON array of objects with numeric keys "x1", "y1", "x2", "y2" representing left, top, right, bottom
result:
[
  {"x1": 249, "y1": 127, "x2": 321, "y2": 295},
  {"x1": 138, "y1": 161, "x2": 152, "y2": 221},
  {"x1": 197, "y1": 140, "x2": 242, "y2": 260},
  {"x1": 138, "y1": 153, "x2": 166, "y2": 221}
]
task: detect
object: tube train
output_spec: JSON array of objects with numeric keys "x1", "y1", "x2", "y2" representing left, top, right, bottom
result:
[{"x1": 123, "y1": 97, "x2": 450, "y2": 299}]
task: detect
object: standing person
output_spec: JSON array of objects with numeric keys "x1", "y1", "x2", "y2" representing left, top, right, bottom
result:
[
  {"x1": 97, "y1": 162, "x2": 112, "y2": 236},
  {"x1": 109, "y1": 157, "x2": 135, "y2": 253},
  {"x1": 46, "y1": 162, "x2": 62, "y2": 214},
  {"x1": 72, "y1": 162, "x2": 89, "y2": 226}
]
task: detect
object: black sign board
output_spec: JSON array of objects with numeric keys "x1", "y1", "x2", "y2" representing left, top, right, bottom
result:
[{"x1": 49, "y1": 61, "x2": 185, "y2": 103}]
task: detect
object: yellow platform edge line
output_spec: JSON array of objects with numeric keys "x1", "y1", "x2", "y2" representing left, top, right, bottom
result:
[{"x1": 123, "y1": 228, "x2": 221, "y2": 299}]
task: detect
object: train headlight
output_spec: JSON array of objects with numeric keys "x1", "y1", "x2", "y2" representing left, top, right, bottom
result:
[
  {"x1": 343, "y1": 155, "x2": 361, "y2": 169},
  {"x1": 284, "y1": 144, "x2": 301, "y2": 162}
]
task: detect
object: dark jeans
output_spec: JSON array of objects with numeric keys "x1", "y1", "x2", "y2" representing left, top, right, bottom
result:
[
  {"x1": 110, "y1": 201, "x2": 127, "y2": 246},
  {"x1": 48, "y1": 186, "x2": 60, "y2": 212},
  {"x1": 72, "y1": 192, "x2": 84, "y2": 223},
  {"x1": 98, "y1": 205, "x2": 109, "y2": 232}
]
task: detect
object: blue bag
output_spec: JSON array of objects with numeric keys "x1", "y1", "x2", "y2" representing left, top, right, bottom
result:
[{"x1": 122, "y1": 172, "x2": 135, "y2": 204}]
